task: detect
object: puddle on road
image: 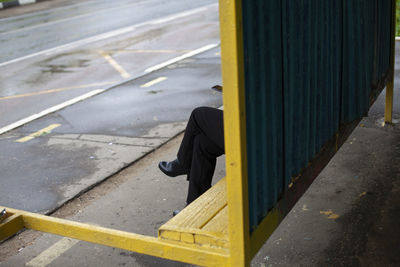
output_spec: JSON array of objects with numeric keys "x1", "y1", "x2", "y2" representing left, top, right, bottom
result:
[
  {"x1": 24, "y1": 51, "x2": 94, "y2": 85},
  {"x1": 41, "y1": 59, "x2": 90, "y2": 74},
  {"x1": 39, "y1": 52, "x2": 91, "y2": 73},
  {"x1": 147, "y1": 90, "x2": 163, "y2": 94}
]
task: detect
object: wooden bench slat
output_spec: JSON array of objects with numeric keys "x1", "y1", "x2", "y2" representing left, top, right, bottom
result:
[
  {"x1": 158, "y1": 177, "x2": 228, "y2": 248},
  {"x1": 160, "y1": 177, "x2": 226, "y2": 229},
  {"x1": 201, "y1": 205, "x2": 228, "y2": 235}
]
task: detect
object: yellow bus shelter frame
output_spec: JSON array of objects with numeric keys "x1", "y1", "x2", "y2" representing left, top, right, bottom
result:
[
  {"x1": 0, "y1": 1, "x2": 396, "y2": 267},
  {"x1": 0, "y1": 207, "x2": 229, "y2": 266},
  {"x1": 0, "y1": 1, "x2": 249, "y2": 266}
]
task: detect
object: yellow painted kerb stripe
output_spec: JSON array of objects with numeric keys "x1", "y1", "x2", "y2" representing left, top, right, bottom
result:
[
  {"x1": 16, "y1": 124, "x2": 61, "y2": 143},
  {"x1": 140, "y1": 77, "x2": 167, "y2": 88}
]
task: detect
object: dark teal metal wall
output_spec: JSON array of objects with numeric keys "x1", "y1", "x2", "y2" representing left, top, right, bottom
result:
[
  {"x1": 243, "y1": 0, "x2": 284, "y2": 232},
  {"x1": 243, "y1": 0, "x2": 393, "y2": 232},
  {"x1": 341, "y1": 0, "x2": 392, "y2": 123}
]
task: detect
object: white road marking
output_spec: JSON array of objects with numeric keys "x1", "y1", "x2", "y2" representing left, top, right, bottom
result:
[
  {"x1": 106, "y1": 49, "x2": 191, "y2": 54},
  {"x1": 19, "y1": 0, "x2": 35, "y2": 4},
  {"x1": 140, "y1": 77, "x2": 167, "y2": 88},
  {"x1": 0, "y1": 3, "x2": 217, "y2": 68},
  {"x1": 149, "y1": 5, "x2": 210, "y2": 25},
  {"x1": 1, "y1": 2, "x2": 151, "y2": 36},
  {"x1": 144, "y1": 43, "x2": 219, "y2": 73},
  {"x1": 25, "y1": 237, "x2": 79, "y2": 267},
  {"x1": 0, "y1": 89, "x2": 104, "y2": 135}
]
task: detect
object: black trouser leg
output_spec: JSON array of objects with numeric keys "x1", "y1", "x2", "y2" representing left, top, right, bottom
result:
[
  {"x1": 175, "y1": 107, "x2": 224, "y2": 204},
  {"x1": 186, "y1": 133, "x2": 224, "y2": 204},
  {"x1": 177, "y1": 107, "x2": 224, "y2": 170}
]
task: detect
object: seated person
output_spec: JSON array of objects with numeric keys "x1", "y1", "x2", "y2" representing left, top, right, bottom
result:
[{"x1": 158, "y1": 106, "x2": 224, "y2": 215}]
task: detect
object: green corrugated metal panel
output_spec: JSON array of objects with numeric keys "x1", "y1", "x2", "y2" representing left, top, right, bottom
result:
[
  {"x1": 376, "y1": 1, "x2": 392, "y2": 83},
  {"x1": 281, "y1": 0, "x2": 342, "y2": 186},
  {"x1": 243, "y1": 0, "x2": 284, "y2": 230},
  {"x1": 341, "y1": 0, "x2": 392, "y2": 123},
  {"x1": 243, "y1": 0, "x2": 393, "y2": 232}
]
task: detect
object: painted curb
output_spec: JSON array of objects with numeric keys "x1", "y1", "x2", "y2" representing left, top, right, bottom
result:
[{"x1": 0, "y1": 0, "x2": 46, "y2": 9}]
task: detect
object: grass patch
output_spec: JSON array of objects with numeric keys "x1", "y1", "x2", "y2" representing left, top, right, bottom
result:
[
  {"x1": 0, "y1": 0, "x2": 16, "y2": 3},
  {"x1": 397, "y1": 1, "x2": 400, "y2": 36}
]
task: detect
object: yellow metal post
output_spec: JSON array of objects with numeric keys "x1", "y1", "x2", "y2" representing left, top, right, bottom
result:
[
  {"x1": 219, "y1": 0, "x2": 251, "y2": 266},
  {"x1": 385, "y1": 0, "x2": 396, "y2": 124},
  {"x1": 0, "y1": 214, "x2": 24, "y2": 240}
]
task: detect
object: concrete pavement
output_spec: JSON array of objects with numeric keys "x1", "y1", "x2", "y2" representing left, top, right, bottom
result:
[
  {"x1": 0, "y1": 133, "x2": 226, "y2": 267},
  {"x1": 253, "y1": 112, "x2": 400, "y2": 266}
]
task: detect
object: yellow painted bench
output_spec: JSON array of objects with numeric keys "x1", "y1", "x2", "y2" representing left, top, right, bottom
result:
[{"x1": 158, "y1": 177, "x2": 228, "y2": 249}]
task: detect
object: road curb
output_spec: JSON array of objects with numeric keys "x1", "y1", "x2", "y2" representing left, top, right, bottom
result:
[{"x1": 0, "y1": 0, "x2": 46, "y2": 9}]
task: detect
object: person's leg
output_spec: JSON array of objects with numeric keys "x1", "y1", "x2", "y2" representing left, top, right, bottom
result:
[
  {"x1": 177, "y1": 107, "x2": 224, "y2": 170},
  {"x1": 186, "y1": 133, "x2": 224, "y2": 204},
  {"x1": 158, "y1": 107, "x2": 224, "y2": 180}
]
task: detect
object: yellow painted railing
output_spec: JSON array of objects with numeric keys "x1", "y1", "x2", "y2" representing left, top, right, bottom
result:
[{"x1": 0, "y1": 206, "x2": 229, "y2": 267}]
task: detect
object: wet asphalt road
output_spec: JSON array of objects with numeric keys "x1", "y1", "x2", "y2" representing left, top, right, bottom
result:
[
  {"x1": 0, "y1": 0, "x2": 216, "y2": 63},
  {"x1": 0, "y1": 0, "x2": 219, "y2": 128},
  {"x1": 0, "y1": 0, "x2": 221, "y2": 213}
]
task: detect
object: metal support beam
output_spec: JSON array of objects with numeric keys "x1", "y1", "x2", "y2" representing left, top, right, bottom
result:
[
  {"x1": 385, "y1": 0, "x2": 396, "y2": 124},
  {"x1": 0, "y1": 207, "x2": 229, "y2": 267},
  {"x1": 219, "y1": 0, "x2": 251, "y2": 266},
  {"x1": 0, "y1": 214, "x2": 24, "y2": 241}
]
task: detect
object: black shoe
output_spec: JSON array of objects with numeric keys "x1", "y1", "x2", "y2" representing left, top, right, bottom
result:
[
  {"x1": 158, "y1": 159, "x2": 187, "y2": 177},
  {"x1": 172, "y1": 210, "x2": 180, "y2": 216}
]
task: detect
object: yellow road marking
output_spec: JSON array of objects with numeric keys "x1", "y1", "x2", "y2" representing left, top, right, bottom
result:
[
  {"x1": 25, "y1": 237, "x2": 79, "y2": 267},
  {"x1": 16, "y1": 124, "x2": 61, "y2": 143},
  {"x1": 99, "y1": 51, "x2": 131, "y2": 79},
  {"x1": 0, "y1": 82, "x2": 114, "y2": 101},
  {"x1": 140, "y1": 77, "x2": 167, "y2": 88}
]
